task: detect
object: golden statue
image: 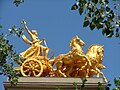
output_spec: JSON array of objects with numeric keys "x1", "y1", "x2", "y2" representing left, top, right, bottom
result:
[
  {"x1": 15, "y1": 20, "x2": 54, "y2": 77},
  {"x1": 14, "y1": 20, "x2": 107, "y2": 83},
  {"x1": 20, "y1": 20, "x2": 49, "y2": 59},
  {"x1": 52, "y1": 36, "x2": 107, "y2": 82},
  {"x1": 53, "y1": 36, "x2": 90, "y2": 77}
]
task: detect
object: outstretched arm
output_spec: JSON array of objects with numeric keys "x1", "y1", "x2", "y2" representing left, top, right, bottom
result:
[
  {"x1": 22, "y1": 35, "x2": 32, "y2": 45},
  {"x1": 22, "y1": 20, "x2": 33, "y2": 39}
]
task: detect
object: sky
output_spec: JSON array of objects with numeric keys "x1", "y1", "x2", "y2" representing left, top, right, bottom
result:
[{"x1": 0, "y1": 0, "x2": 120, "y2": 90}]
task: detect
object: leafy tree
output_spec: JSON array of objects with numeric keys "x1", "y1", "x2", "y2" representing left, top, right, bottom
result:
[
  {"x1": 0, "y1": 26, "x2": 24, "y2": 86},
  {"x1": 0, "y1": 33, "x2": 19, "y2": 86},
  {"x1": 71, "y1": 0, "x2": 120, "y2": 38}
]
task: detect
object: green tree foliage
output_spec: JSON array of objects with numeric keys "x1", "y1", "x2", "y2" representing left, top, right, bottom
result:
[
  {"x1": 71, "y1": 0, "x2": 120, "y2": 38},
  {"x1": 112, "y1": 77, "x2": 120, "y2": 90},
  {"x1": 0, "y1": 25, "x2": 3, "y2": 28},
  {"x1": 13, "y1": 0, "x2": 24, "y2": 7},
  {"x1": 0, "y1": 33, "x2": 19, "y2": 85},
  {"x1": 8, "y1": 25, "x2": 24, "y2": 37},
  {"x1": 13, "y1": 0, "x2": 120, "y2": 38},
  {"x1": 0, "y1": 26, "x2": 24, "y2": 86}
]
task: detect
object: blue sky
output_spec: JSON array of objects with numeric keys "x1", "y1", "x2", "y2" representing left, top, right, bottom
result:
[{"x1": 0, "y1": 0, "x2": 120, "y2": 90}]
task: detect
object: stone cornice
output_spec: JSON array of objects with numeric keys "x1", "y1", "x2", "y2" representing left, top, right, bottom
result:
[{"x1": 4, "y1": 77, "x2": 107, "y2": 90}]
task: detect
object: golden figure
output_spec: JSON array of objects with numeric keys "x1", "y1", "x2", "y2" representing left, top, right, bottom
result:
[
  {"x1": 20, "y1": 20, "x2": 49, "y2": 59},
  {"x1": 15, "y1": 20, "x2": 54, "y2": 77}
]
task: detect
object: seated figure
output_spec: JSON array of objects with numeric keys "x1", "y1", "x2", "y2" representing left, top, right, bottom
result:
[{"x1": 20, "y1": 20, "x2": 49, "y2": 59}]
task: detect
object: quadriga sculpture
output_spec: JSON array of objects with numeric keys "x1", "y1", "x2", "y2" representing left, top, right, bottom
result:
[{"x1": 14, "y1": 20, "x2": 107, "y2": 83}]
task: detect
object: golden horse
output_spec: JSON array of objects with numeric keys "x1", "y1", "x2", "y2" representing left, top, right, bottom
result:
[
  {"x1": 86, "y1": 44, "x2": 107, "y2": 82},
  {"x1": 53, "y1": 36, "x2": 91, "y2": 77},
  {"x1": 69, "y1": 44, "x2": 107, "y2": 82},
  {"x1": 53, "y1": 36, "x2": 107, "y2": 83}
]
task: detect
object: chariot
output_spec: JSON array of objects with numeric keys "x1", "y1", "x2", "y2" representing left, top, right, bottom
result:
[
  {"x1": 14, "y1": 20, "x2": 54, "y2": 77},
  {"x1": 15, "y1": 44, "x2": 54, "y2": 77}
]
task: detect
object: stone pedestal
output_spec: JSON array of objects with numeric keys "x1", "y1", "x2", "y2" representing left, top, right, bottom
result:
[{"x1": 4, "y1": 77, "x2": 107, "y2": 90}]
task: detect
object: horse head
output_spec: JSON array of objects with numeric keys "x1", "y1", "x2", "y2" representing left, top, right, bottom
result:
[
  {"x1": 86, "y1": 44, "x2": 104, "y2": 65},
  {"x1": 97, "y1": 45, "x2": 104, "y2": 63},
  {"x1": 70, "y1": 35, "x2": 85, "y2": 50},
  {"x1": 75, "y1": 35, "x2": 86, "y2": 46}
]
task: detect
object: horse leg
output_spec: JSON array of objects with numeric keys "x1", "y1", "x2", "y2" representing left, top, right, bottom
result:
[
  {"x1": 56, "y1": 61, "x2": 67, "y2": 77},
  {"x1": 96, "y1": 73, "x2": 100, "y2": 77},
  {"x1": 58, "y1": 70, "x2": 67, "y2": 77},
  {"x1": 83, "y1": 56, "x2": 92, "y2": 78},
  {"x1": 95, "y1": 68, "x2": 108, "y2": 83},
  {"x1": 65, "y1": 67, "x2": 73, "y2": 77},
  {"x1": 79, "y1": 62, "x2": 89, "y2": 78}
]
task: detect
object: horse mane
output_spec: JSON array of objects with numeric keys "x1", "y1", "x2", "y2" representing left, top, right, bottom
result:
[
  {"x1": 86, "y1": 44, "x2": 102, "y2": 53},
  {"x1": 70, "y1": 36, "x2": 76, "y2": 49},
  {"x1": 86, "y1": 44, "x2": 104, "y2": 64}
]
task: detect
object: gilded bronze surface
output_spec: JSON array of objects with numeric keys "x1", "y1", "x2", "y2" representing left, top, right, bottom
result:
[{"x1": 15, "y1": 20, "x2": 107, "y2": 83}]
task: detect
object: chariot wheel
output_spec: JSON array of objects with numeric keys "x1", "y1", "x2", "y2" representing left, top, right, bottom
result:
[{"x1": 21, "y1": 58, "x2": 43, "y2": 77}]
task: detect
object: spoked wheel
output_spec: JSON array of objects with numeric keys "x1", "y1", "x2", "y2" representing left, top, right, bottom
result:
[{"x1": 21, "y1": 58, "x2": 43, "y2": 77}]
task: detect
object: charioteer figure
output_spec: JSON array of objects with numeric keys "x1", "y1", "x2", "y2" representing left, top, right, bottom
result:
[{"x1": 20, "y1": 20, "x2": 49, "y2": 59}]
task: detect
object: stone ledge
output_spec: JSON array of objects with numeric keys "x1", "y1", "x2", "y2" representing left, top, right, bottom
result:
[{"x1": 4, "y1": 77, "x2": 107, "y2": 90}]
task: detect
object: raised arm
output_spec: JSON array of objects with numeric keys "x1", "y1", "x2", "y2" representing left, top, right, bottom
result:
[
  {"x1": 22, "y1": 20, "x2": 33, "y2": 39},
  {"x1": 22, "y1": 35, "x2": 32, "y2": 45}
]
